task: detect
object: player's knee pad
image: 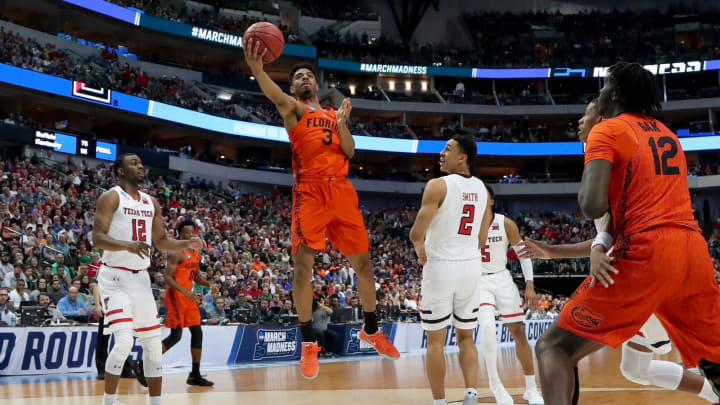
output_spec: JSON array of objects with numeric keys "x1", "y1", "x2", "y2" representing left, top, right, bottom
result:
[
  {"x1": 106, "y1": 328, "x2": 133, "y2": 375},
  {"x1": 620, "y1": 343, "x2": 654, "y2": 386},
  {"x1": 478, "y1": 308, "x2": 497, "y2": 353},
  {"x1": 139, "y1": 336, "x2": 163, "y2": 378},
  {"x1": 189, "y1": 325, "x2": 203, "y2": 349},
  {"x1": 162, "y1": 327, "x2": 182, "y2": 350}
]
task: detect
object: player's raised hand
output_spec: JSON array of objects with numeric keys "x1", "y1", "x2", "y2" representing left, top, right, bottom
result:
[
  {"x1": 188, "y1": 237, "x2": 205, "y2": 250},
  {"x1": 516, "y1": 237, "x2": 552, "y2": 259},
  {"x1": 243, "y1": 38, "x2": 267, "y2": 73},
  {"x1": 589, "y1": 246, "x2": 619, "y2": 288},
  {"x1": 126, "y1": 241, "x2": 152, "y2": 259},
  {"x1": 336, "y1": 98, "x2": 352, "y2": 124}
]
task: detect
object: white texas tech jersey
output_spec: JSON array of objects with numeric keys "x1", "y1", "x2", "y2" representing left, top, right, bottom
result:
[
  {"x1": 482, "y1": 213, "x2": 510, "y2": 273},
  {"x1": 425, "y1": 174, "x2": 488, "y2": 261},
  {"x1": 100, "y1": 185, "x2": 155, "y2": 270}
]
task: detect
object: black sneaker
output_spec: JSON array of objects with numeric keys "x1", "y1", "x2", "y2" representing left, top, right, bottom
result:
[
  {"x1": 699, "y1": 359, "x2": 720, "y2": 398},
  {"x1": 187, "y1": 374, "x2": 214, "y2": 387},
  {"x1": 134, "y1": 360, "x2": 148, "y2": 387}
]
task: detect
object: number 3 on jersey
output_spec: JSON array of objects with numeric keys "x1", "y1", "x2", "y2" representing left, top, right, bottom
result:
[
  {"x1": 457, "y1": 204, "x2": 475, "y2": 235},
  {"x1": 131, "y1": 218, "x2": 147, "y2": 242}
]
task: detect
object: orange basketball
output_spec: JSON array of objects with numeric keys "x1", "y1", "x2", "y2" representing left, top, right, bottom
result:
[{"x1": 243, "y1": 22, "x2": 285, "y2": 64}]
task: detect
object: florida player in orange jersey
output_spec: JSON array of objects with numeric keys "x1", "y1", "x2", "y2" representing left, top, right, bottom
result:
[
  {"x1": 243, "y1": 39, "x2": 399, "y2": 379},
  {"x1": 534, "y1": 62, "x2": 720, "y2": 405},
  {"x1": 136, "y1": 219, "x2": 213, "y2": 387}
]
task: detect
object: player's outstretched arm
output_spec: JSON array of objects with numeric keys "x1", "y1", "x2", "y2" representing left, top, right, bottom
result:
[
  {"x1": 93, "y1": 190, "x2": 150, "y2": 258},
  {"x1": 409, "y1": 178, "x2": 447, "y2": 265},
  {"x1": 336, "y1": 98, "x2": 355, "y2": 159},
  {"x1": 505, "y1": 217, "x2": 538, "y2": 310},
  {"x1": 150, "y1": 198, "x2": 204, "y2": 253},
  {"x1": 243, "y1": 38, "x2": 299, "y2": 119}
]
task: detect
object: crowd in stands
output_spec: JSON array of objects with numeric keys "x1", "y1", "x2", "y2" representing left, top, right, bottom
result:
[
  {"x1": 0, "y1": 27, "x2": 251, "y2": 123},
  {"x1": 319, "y1": 7, "x2": 720, "y2": 68},
  {"x1": 104, "y1": 0, "x2": 720, "y2": 69},
  {"x1": 0, "y1": 153, "x2": 653, "y2": 329}
]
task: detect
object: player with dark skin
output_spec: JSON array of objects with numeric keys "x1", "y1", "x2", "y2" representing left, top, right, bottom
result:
[
  {"x1": 244, "y1": 38, "x2": 398, "y2": 379},
  {"x1": 519, "y1": 99, "x2": 717, "y2": 405},
  {"x1": 534, "y1": 64, "x2": 720, "y2": 405},
  {"x1": 162, "y1": 222, "x2": 213, "y2": 385},
  {"x1": 94, "y1": 153, "x2": 204, "y2": 399}
]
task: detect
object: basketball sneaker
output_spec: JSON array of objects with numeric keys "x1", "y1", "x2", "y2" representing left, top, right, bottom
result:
[
  {"x1": 299, "y1": 342, "x2": 321, "y2": 380},
  {"x1": 699, "y1": 359, "x2": 720, "y2": 398},
  {"x1": 187, "y1": 374, "x2": 214, "y2": 387},
  {"x1": 358, "y1": 329, "x2": 400, "y2": 359},
  {"x1": 489, "y1": 379, "x2": 514, "y2": 405},
  {"x1": 523, "y1": 387, "x2": 545, "y2": 404}
]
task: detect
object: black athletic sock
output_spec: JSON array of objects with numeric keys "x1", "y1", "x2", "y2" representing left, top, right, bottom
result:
[
  {"x1": 191, "y1": 362, "x2": 200, "y2": 377},
  {"x1": 363, "y1": 312, "x2": 378, "y2": 335},
  {"x1": 299, "y1": 321, "x2": 316, "y2": 342}
]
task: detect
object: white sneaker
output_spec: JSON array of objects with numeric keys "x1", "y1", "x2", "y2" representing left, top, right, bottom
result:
[
  {"x1": 489, "y1": 380, "x2": 514, "y2": 405},
  {"x1": 462, "y1": 395, "x2": 477, "y2": 405},
  {"x1": 522, "y1": 387, "x2": 544, "y2": 404}
]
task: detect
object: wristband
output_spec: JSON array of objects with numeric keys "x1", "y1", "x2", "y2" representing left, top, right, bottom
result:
[{"x1": 591, "y1": 232, "x2": 614, "y2": 251}]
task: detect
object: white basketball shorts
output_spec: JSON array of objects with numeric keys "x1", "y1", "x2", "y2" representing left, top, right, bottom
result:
[
  {"x1": 477, "y1": 269, "x2": 525, "y2": 324},
  {"x1": 97, "y1": 265, "x2": 161, "y2": 338},
  {"x1": 420, "y1": 258, "x2": 483, "y2": 331}
]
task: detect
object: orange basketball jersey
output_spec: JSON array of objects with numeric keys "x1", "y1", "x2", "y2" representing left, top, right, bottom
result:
[
  {"x1": 287, "y1": 102, "x2": 349, "y2": 181},
  {"x1": 584, "y1": 113, "x2": 700, "y2": 242},
  {"x1": 173, "y1": 249, "x2": 199, "y2": 291}
]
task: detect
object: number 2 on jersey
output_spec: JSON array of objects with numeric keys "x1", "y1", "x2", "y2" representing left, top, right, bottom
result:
[
  {"x1": 131, "y1": 219, "x2": 147, "y2": 242},
  {"x1": 457, "y1": 204, "x2": 475, "y2": 235}
]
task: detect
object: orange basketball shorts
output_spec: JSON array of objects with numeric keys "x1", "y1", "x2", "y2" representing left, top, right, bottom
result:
[
  {"x1": 558, "y1": 226, "x2": 720, "y2": 367},
  {"x1": 291, "y1": 179, "x2": 369, "y2": 256},
  {"x1": 164, "y1": 289, "x2": 201, "y2": 329}
]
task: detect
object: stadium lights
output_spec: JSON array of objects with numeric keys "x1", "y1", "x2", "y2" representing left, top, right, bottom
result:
[
  {"x1": 349, "y1": 85, "x2": 356, "y2": 95},
  {"x1": 421, "y1": 81, "x2": 428, "y2": 91},
  {"x1": 388, "y1": 80, "x2": 396, "y2": 91},
  {"x1": 405, "y1": 80, "x2": 412, "y2": 91}
]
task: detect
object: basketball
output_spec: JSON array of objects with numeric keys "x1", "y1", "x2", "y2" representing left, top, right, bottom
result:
[{"x1": 243, "y1": 22, "x2": 285, "y2": 64}]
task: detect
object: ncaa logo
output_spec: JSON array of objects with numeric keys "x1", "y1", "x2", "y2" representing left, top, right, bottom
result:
[
  {"x1": 350, "y1": 329, "x2": 359, "y2": 340},
  {"x1": 257, "y1": 330, "x2": 265, "y2": 343}
]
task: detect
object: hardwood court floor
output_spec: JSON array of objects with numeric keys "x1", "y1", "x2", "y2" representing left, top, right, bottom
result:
[{"x1": 0, "y1": 346, "x2": 710, "y2": 405}]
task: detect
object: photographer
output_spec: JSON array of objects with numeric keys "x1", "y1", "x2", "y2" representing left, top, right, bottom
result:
[{"x1": 312, "y1": 297, "x2": 338, "y2": 357}]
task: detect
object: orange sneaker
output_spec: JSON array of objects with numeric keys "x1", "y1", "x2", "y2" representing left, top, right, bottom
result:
[
  {"x1": 299, "y1": 342, "x2": 321, "y2": 380},
  {"x1": 359, "y1": 329, "x2": 400, "y2": 360}
]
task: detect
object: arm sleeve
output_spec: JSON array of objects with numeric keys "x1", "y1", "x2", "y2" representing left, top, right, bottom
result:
[{"x1": 512, "y1": 245, "x2": 534, "y2": 282}]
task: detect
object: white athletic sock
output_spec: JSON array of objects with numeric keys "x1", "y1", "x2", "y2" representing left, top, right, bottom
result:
[
  {"x1": 149, "y1": 396, "x2": 162, "y2": 405},
  {"x1": 465, "y1": 388, "x2": 478, "y2": 398},
  {"x1": 699, "y1": 379, "x2": 719, "y2": 403},
  {"x1": 479, "y1": 309, "x2": 500, "y2": 381},
  {"x1": 103, "y1": 393, "x2": 117, "y2": 405},
  {"x1": 433, "y1": 399, "x2": 447, "y2": 405},
  {"x1": 525, "y1": 374, "x2": 538, "y2": 390}
]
